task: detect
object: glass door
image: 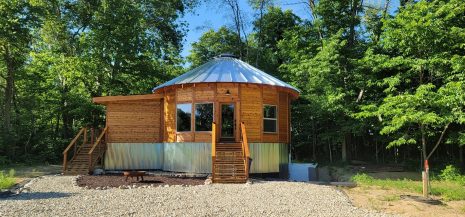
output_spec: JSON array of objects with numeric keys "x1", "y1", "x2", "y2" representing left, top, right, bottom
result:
[{"x1": 220, "y1": 103, "x2": 235, "y2": 140}]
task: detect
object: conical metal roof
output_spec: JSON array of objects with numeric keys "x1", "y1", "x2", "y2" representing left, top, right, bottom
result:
[{"x1": 152, "y1": 55, "x2": 299, "y2": 93}]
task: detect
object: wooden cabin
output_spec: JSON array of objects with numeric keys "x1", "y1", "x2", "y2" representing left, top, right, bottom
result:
[{"x1": 63, "y1": 54, "x2": 299, "y2": 183}]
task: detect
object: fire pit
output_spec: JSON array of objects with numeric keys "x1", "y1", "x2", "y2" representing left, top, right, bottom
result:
[{"x1": 123, "y1": 171, "x2": 146, "y2": 182}]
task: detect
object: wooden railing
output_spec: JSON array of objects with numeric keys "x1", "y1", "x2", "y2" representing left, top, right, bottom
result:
[
  {"x1": 88, "y1": 126, "x2": 108, "y2": 173},
  {"x1": 211, "y1": 122, "x2": 216, "y2": 176},
  {"x1": 240, "y1": 122, "x2": 250, "y2": 179},
  {"x1": 62, "y1": 127, "x2": 87, "y2": 173}
]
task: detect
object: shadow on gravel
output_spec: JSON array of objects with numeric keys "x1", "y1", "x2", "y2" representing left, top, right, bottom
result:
[{"x1": 2, "y1": 192, "x2": 74, "y2": 201}]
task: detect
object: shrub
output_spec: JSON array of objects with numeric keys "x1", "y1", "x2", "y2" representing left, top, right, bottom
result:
[
  {"x1": 439, "y1": 165, "x2": 465, "y2": 185},
  {"x1": 0, "y1": 169, "x2": 16, "y2": 190}
]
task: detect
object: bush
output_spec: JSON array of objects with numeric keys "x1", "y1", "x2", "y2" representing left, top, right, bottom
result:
[
  {"x1": 0, "y1": 169, "x2": 16, "y2": 190},
  {"x1": 352, "y1": 172, "x2": 465, "y2": 201},
  {"x1": 439, "y1": 165, "x2": 465, "y2": 185}
]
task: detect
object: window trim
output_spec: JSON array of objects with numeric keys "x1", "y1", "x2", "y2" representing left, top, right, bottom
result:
[
  {"x1": 194, "y1": 102, "x2": 214, "y2": 132},
  {"x1": 263, "y1": 104, "x2": 278, "y2": 133},
  {"x1": 176, "y1": 103, "x2": 192, "y2": 132}
]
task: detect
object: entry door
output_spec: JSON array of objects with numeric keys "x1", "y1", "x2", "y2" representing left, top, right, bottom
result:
[{"x1": 220, "y1": 103, "x2": 235, "y2": 140}]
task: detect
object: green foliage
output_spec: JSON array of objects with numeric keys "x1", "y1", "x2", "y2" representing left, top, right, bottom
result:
[
  {"x1": 352, "y1": 173, "x2": 465, "y2": 201},
  {"x1": 0, "y1": 0, "x2": 192, "y2": 163},
  {"x1": 187, "y1": 27, "x2": 243, "y2": 67},
  {"x1": 0, "y1": 169, "x2": 16, "y2": 190},
  {"x1": 439, "y1": 165, "x2": 465, "y2": 184},
  {"x1": 1, "y1": 0, "x2": 465, "y2": 167}
]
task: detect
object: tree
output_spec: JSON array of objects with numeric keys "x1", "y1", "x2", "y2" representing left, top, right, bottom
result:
[
  {"x1": 187, "y1": 27, "x2": 243, "y2": 67},
  {"x1": 357, "y1": 0, "x2": 465, "y2": 196},
  {"x1": 218, "y1": 0, "x2": 249, "y2": 59},
  {"x1": 252, "y1": 6, "x2": 300, "y2": 77},
  {"x1": 0, "y1": 0, "x2": 39, "y2": 159}
]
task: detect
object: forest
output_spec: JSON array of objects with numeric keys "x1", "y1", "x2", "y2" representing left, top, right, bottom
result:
[{"x1": 0, "y1": 0, "x2": 464, "y2": 172}]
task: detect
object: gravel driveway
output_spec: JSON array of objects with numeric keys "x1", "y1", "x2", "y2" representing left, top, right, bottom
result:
[{"x1": 0, "y1": 175, "x2": 393, "y2": 217}]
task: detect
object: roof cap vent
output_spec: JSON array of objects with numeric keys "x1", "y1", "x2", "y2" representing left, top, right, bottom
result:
[{"x1": 218, "y1": 53, "x2": 237, "y2": 58}]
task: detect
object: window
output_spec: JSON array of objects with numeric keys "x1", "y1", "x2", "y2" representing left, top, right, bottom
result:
[
  {"x1": 263, "y1": 105, "x2": 277, "y2": 133},
  {"x1": 195, "y1": 103, "x2": 214, "y2": 131},
  {"x1": 176, "y1": 104, "x2": 192, "y2": 132}
]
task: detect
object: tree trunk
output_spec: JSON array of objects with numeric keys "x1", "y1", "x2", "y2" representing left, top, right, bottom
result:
[
  {"x1": 308, "y1": 0, "x2": 323, "y2": 42},
  {"x1": 2, "y1": 46, "x2": 16, "y2": 158},
  {"x1": 61, "y1": 83, "x2": 71, "y2": 140},
  {"x1": 328, "y1": 140, "x2": 333, "y2": 163},
  {"x1": 460, "y1": 146, "x2": 463, "y2": 168},
  {"x1": 341, "y1": 134, "x2": 347, "y2": 162},
  {"x1": 420, "y1": 124, "x2": 427, "y2": 160},
  {"x1": 312, "y1": 119, "x2": 316, "y2": 161},
  {"x1": 255, "y1": 0, "x2": 265, "y2": 66}
]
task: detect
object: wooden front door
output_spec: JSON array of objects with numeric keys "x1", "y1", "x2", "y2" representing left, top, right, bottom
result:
[{"x1": 220, "y1": 103, "x2": 235, "y2": 141}]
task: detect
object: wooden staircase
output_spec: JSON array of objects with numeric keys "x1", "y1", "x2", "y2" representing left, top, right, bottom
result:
[
  {"x1": 63, "y1": 127, "x2": 108, "y2": 175},
  {"x1": 211, "y1": 122, "x2": 250, "y2": 183}
]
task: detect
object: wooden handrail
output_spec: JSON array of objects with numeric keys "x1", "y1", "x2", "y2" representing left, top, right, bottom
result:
[
  {"x1": 62, "y1": 127, "x2": 86, "y2": 173},
  {"x1": 88, "y1": 126, "x2": 108, "y2": 155},
  {"x1": 240, "y1": 122, "x2": 250, "y2": 178},
  {"x1": 63, "y1": 127, "x2": 85, "y2": 154},
  {"x1": 241, "y1": 122, "x2": 250, "y2": 158},
  {"x1": 211, "y1": 122, "x2": 216, "y2": 178},
  {"x1": 88, "y1": 126, "x2": 108, "y2": 173},
  {"x1": 211, "y1": 122, "x2": 216, "y2": 158}
]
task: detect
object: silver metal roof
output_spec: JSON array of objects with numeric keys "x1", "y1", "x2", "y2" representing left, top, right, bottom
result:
[{"x1": 152, "y1": 56, "x2": 299, "y2": 93}]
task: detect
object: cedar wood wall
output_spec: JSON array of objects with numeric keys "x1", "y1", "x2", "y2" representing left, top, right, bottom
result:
[{"x1": 105, "y1": 83, "x2": 290, "y2": 144}]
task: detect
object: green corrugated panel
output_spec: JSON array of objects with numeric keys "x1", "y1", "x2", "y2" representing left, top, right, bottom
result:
[
  {"x1": 249, "y1": 143, "x2": 288, "y2": 173},
  {"x1": 104, "y1": 143, "x2": 164, "y2": 170},
  {"x1": 104, "y1": 142, "x2": 288, "y2": 173},
  {"x1": 163, "y1": 143, "x2": 212, "y2": 173}
]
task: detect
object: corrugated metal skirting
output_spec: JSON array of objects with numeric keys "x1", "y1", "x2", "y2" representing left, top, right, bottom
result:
[
  {"x1": 249, "y1": 143, "x2": 288, "y2": 173},
  {"x1": 104, "y1": 143, "x2": 288, "y2": 173}
]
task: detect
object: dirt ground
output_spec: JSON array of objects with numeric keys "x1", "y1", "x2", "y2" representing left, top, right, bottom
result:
[
  {"x1": 1, "y1": 164, "x2": 62, "y2": 184},
  {"x1": 343, "y1": 185, "x2": 465, "y2": 217},
  {"x1": 77, "y1": 175, "x2": 205, "y2": 188}
]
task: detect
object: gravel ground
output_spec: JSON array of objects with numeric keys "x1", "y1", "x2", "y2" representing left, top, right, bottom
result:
[
  {"x1": 0, "y1": 175, "x2": 395, "y2": 217},
  {"x1": 77, "y1": 175, "x2": 205, "y2": 189}
]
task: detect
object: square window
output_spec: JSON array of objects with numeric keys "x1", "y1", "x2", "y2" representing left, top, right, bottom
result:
[{"x1": 195, "y1": 103, "x2": 213, "y2": 131}]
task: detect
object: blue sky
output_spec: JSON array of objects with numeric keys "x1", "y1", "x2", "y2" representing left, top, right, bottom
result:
[{"x1": 179, "y1": 0, "x2": 399, "y2": 58}]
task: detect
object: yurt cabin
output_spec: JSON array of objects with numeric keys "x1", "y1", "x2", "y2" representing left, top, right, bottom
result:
[{"x1": 62, "y1": 54, "x2": 299, "y2": 183}]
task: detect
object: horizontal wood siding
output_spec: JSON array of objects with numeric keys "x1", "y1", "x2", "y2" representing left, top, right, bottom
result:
[
  {"x1": 106, "y1": 101, "x2": 161, "y2": 143},
  {"x1": 240, "y1": 85, "x2": 262, "y2": 142},
  {"x1": 279, "y1": 92, "x2": 289, "y2": 143},
  {"x1": 194, "y1": 84, "x2": 215, "y2": 101},
  {"x1": 103, "y1": 83, "x2": 292, "y2": 144}
]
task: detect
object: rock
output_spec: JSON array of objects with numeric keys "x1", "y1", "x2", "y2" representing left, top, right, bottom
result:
[
  {"x1": 93, "y1": 168, "x2": 105, "y2": 175},
  {"x1": 204, "y1": 178, "x2": 212, "y2": 185}
]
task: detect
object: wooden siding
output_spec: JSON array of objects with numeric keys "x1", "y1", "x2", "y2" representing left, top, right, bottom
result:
[
  {"x1": 106, "y1": 101, "x2": 161, "y2": 143},
  {"x1": 240, "y1": 85, "x2": 262, "y2": 142},
  {"x1": 164, "y1": 91, "x2": 176, "y2": 142},
  {"x1": 279, "y1": 92, "x2": 289, "y2": 143},
  {"x1": 102, "y1": 83, "x2": 293, "y2": 144}
]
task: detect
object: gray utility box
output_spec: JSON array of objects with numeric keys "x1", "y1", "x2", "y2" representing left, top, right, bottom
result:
[{"x1": 288, "y1": 163, "x2": 319, "y2": 181}]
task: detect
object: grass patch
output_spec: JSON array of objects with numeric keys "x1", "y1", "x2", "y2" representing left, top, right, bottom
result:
[
  {"x1": 0, "y1": 169, "x2": 16, "y2": 190},
  {"x1": 352, "y1": 173, "x2": 465, "y2": 201},
  {"x1": 381, "y1": 194, "x2": 400, "y2": 202}
]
